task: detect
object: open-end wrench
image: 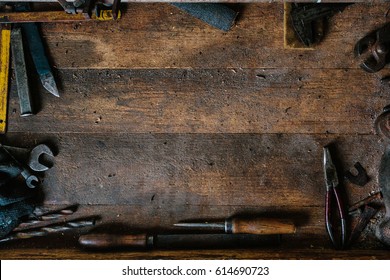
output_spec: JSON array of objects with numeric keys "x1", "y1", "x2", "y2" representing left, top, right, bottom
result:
[
  {"x1": 345, "y1": 162, "x2": 369, "y2": 187},
  {"x1": 28, "y1": 144, "x2": 54, "y2": 172},
  {"x1": 2, "y1": 144, "x2": 54, "y2": 172},
  {"x1": 0, "y1": 144, "x2": 39, "y2": 188}
]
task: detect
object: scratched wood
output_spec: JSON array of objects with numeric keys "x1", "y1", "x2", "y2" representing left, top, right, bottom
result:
[
  {"x1": 2, "y1": 247, "x2": 390, "y2": 260},
  {"x1": 0, "y1": 133, "x2": 387, "y2": 256},
  {"x1": 1, "y1": 3, "x2": 390, "y2": 258},
  {"x1": 4, "y1": 68, "x2": 388, "y2": 134},
  {"x1": 40, "y1": 3, "x2": 390, "y2": 69}
]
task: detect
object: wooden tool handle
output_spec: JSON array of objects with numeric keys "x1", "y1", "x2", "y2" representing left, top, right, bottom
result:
[
  {"x1": 230, "y1": 217, "x2": 296, "y2": 235},
  {"x1": 78, "y1": 233, "x2": 149, "y2": 249}
]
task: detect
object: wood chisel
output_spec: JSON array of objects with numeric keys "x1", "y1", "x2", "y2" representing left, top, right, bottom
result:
[
  {"x1": 0, "y1": 24, "x2": 11, "y2": 133},
  {"x1": 21, "y1": 23, "x2": 59, "y2": 97},
  {"x1": 174, "y1": 217, "x2": 296, "y2": 235},
  {"x1": 15, "y1": 3, "x2": 59, "y2": 97},
  {"x1": 11, "y1": 27, "x2": 34, "y2": 116},
  {"x1": 79, "y1": 232, "x2": 280, "y2": 250}
]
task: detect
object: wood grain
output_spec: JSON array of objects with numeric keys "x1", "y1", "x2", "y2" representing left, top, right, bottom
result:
[
  {"x1": 5, "y1": 68, "x2": 388, "y2": 134},
  {"x1": 39, "y1": 3, "x2": 390, "y2": 69},
  {"x1": 1, "y1": 247, "x2": 389, "y2": 260},
  {"x1": 1, "y1": 3, "x2": 389, "y2": 258}
]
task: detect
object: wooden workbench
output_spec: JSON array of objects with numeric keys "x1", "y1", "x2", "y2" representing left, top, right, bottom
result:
[{"x1": 1, "y1": 2, "x2": 389, "y2": 259}]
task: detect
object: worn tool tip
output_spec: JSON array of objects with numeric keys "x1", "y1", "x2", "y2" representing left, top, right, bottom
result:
[
  {"x1": 173, "y1": 223, "x2": 185, "y2": 227},
  {"x1": 41, "y1": 73, "x2": 60, "y2": 97}
]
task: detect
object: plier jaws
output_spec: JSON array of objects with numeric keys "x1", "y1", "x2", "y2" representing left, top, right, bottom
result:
[{"x1": 323, "y1": 146, "x2": 347, "y2": 249}]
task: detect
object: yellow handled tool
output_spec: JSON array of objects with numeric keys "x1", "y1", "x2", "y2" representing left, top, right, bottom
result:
[{"x1": 0, "y1": 25, "x2": 11, "y2": 134}]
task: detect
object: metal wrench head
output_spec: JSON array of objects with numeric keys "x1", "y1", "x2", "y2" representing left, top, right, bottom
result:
[
  {"x1": 24, "y1": 174, "x2": 39, "y2": 189},
  {"x1": 28, "y1": 144, "x2": 54, "y2": 172}
]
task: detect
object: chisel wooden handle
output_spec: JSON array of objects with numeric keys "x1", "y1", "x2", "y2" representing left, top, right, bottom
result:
[
  {"x1": 227, "y1": 217, "x2": 296, "y2": 235},
  {"x1": 79, "y1": 233, "x2": 149, "y2": 249}
]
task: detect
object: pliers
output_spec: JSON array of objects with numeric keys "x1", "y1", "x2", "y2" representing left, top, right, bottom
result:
[{"x1": 323, "y1": 146, "x2": 347, "y2": 249}]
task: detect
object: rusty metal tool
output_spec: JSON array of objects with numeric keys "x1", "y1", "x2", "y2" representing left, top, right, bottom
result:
[
  {"x1": 0, "y1": 144, "x2": 39, "y2": 189},
  {"x1": 376, "y1": 145, "x2": 390, "y2": 246},
  {"x1": 13, "y1": 204, "x2": 76, "y2": 231},
  {"x1": 112, "y1": 0, "x2": 121, "y2": 20},
  {"x1": 1, "y1": 204, "x2": 97, "y2": 243},
  {"x1": 0, "y1": 219, "x2": 95, "y2": 243},
  {"x1": 355, "y1": 22, "x2": 390, "y2": 73},
  {"x1": 0, "y1": 24, "x2": 11, "y2": 134},
  {"x1": 348, "y1": 190, "x2": 382, "y2": 215},
  {"x1": 375, "y1": 105, "x2": 390, "y2": 140},
  {"x1": 174, "y1": 217, "x2": 296, "y2": 235},
  {"x1": 289, "y1": 3, "x2": 350, "y2": 47},
  {"x1": 0, "y1": 1, "x2": 121, "y2": 23},
  {"x1": 324, "y1": 146, "x2": 347, "y2": 249},
  {"x1": 348, "y1": 205, "x2": 378, "y2": 247},
  {"x1": 27, "y1": 144, "x2": 54, "y2": 172},
  {"x1": 345, "y1": 162, "x2": 369, "y2": 187},
  {"x1": 79, "y1": 232, "x2": 280, "y2": 250},
  {"x1": 0, "y1": 143, "x2": 53, "y2": 188},
  {"x1": 10, "y1": 26, "x2": 34, "y2": 116},
  {"x1": 15, "y1": 3, "x2": 59, "y2": 97},
  {"x1": 171, "y1": 3, "x2": 238, "y2": 32},
  {"x1": 2, "y1": 143, "x2": 55, "y2": 172}
]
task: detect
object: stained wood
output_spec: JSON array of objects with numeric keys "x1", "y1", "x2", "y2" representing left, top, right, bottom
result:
[
  {"x1": 0, "y1": 133, "x2": 385, "y2": 256},
  {"x1": 1, "y1": 3, "x2": 389, "y2": 258},
  {"x1": 5, "y1": 68, "x2": 387, "y2": 134},
  {"x1": 39, "y1": 3, "x2": 390, "y2": 69},
  {"x1": 2, "y1": 248, "x2": 389, "y2": 260}
]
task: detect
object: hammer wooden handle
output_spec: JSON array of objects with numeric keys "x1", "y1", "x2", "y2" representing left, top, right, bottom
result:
[
  {"x1": 228, "y1": 217, "x2": 296, "y2": 235},
  {"x1": 79, "y1": 233, "x2": 149, "y2": 249}
]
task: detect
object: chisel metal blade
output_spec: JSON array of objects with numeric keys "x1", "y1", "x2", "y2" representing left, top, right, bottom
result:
[
  {"x1": 11, "y1": 26, "x2": 34, "y2": 116},
  {"x1": 171, "y1": 3, "x2": 238, "y2": 32},
  {"x1": 15, "y1": 3, "x2": 59, "y2": 97},
  {"x1": 40, "y1": 72, "x2": 59, "y2": 97},
  {"x1": 21, "y1": 23, "x2": 59, "y2": 97}
]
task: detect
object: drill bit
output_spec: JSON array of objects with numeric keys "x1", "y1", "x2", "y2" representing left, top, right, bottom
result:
[
  {"x1": 32, "y1": 204, "x2": 78, "y2": 217},
  {"x1": 14, "y1": 207, "x2": 77, "y2": 232},
  {"x1": 0, "y1": 219, "x2": 96, "y2": 243}
]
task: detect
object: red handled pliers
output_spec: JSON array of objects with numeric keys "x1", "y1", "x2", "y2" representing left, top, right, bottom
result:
[{"x1": 323, "y1": 146, "x2": 346, "y2": 249}]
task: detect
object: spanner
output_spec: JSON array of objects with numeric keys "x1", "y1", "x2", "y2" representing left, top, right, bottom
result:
[
  {"x1": 0, "y1": 144, "x2": 38, "y2": 188},
  {"x1": 0, "y1": 144, "x2": 54, "y2": 188},
  {"x1": 28, "y1": 144, "x2": 54, "y2": 172}
]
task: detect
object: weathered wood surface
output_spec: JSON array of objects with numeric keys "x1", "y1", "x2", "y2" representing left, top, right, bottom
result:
[
  {"x1": 5, "y1": 68, "x2": 387, "y2": 134},
  {"x1": 1, "y1": 3, "x2": 390, "y2": 258},
  {"x1": 41, "y1": 3, "x2": 390, "y2": 69},
  {"x1": 5, "y1": 3, "x2": 390, "y2": 134},
  {"x1": 2, "y1": 247, "x2": 389, "y2": 260}
]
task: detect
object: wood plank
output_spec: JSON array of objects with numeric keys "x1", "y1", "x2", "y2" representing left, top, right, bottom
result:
[
  {"x1": 1, "y1": 247, "x2": 389, "y2": 260},
  {"x1": 1, "y1": 2, "x2": 388, "y2": 258},
  {"x1": 40, "y1": 3, "x2": 390, "y2": 69},
  {"x1": 2, "y1": 133, "x2": 384, "y2": 208},
  {"x1": 5, "y1": 68, "x2": 387, "y2": 134},
  {"x1": 0, "y1": 133, "x2": 385, "y2": 250}
]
